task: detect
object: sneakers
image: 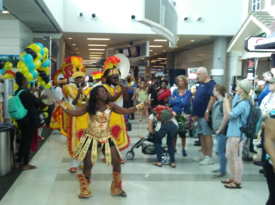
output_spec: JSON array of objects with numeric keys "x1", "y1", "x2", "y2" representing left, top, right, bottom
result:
[
  {"x1": 199, "y1": 156, "x2": 214, "y2": 165},
  {"x1": 192, "y1": 154, "x2": 205, "y2": 162},
  {"x1": 212, "y1": 172, "x2": 226, "y2": 179},
  {"x1": 212, "y1": 168, "x2": 220, "y2": 173}
]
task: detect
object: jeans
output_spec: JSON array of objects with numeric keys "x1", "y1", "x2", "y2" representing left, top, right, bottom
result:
[
  {"x1": 154, "y1": 123, "x2": 177, "y2": 163},
  {"x1": 264, "y1": 160, "x2": 275, "y2": 205},
  {"x1": 216, "y1": 134, "x2": 227, "y2": 174}
]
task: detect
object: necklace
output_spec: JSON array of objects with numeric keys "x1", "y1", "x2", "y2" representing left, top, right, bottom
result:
[{"x1": 178, "y1": 89, "x2": 186, "y2": 95}]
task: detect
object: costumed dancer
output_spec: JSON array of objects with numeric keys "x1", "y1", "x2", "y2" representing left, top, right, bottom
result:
[
  {"x1": 91, "y1": 71, "x2": 103, "y2": 85},
  {"x1": 102, "y1": 56, "x2": 130, "y2": 164},
  {"x1": 53, "y1": 86, "x2": 151, "y2": 198}
]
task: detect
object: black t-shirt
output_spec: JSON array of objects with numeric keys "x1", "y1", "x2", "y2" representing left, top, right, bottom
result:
[
  {"x1": 149, "y1": 83, "x2": 160, "y2": 106},
  {"x1": 15, "y1": 88, "x2": 40, "y2": 129}
]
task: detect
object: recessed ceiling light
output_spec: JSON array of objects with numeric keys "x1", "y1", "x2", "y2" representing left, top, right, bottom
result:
[
  {"x1": 72, "y1": 44, "x2": 76, "y2": 46},
  {"x1": 2, "y1": 11, "x2": 9, "y2": 14},
  {"x1": 89, "y1": 52, "x2": 104, "y2": 54},
  {"x1": 155, "y1": 53, "x2": 158, "y2": 55},
  {"x1": 191, "y1": 40, "x2": 195, "y2": 42},
  {"x1": 149, "y1": 50, "x2": 153, "y2": 52},
  {"x1": 68, "y1": 38, "x2": 73, "y2": 40},
  {"x1": 89, "y1": 55, "x2": 102, "y2": 56},
  {"x1": 89, "y1": 49, "x2": 105, "y2": 51},
  {"x1": 175, "y1": 46, "x2": 178, "y2": 48},
  {"x1": 87, "y1": 38, "x2": 110, "y2": 41},
  {"x1": 163, "y1": 50, "x2": 166, "y2": 52},
  {"x1": 158, "y1": 58, "x2": 167, "y2": 60},
  {"x1": 154, "y1": 39, "x2": 167, "y2": 42},
  {"x1": 155, "y1": 60, "x2": 162, "y2": 61},
  {"x1": 77, "y1": 52, "x2": 80, "y2": 53},
  {"x1": 88, "y1": 44, "x2": 107, "y2": 46},
  {"x1": 90, "y1": 57, "x2": 101, "y2": 59},
  {"x1": 150, "y1": 45, "x2": 163, "y2": 47}
]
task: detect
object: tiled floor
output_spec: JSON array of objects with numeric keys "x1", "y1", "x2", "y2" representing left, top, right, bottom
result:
[{"x1": 0, "y1": 119, "x2": 269, "y2": 205}]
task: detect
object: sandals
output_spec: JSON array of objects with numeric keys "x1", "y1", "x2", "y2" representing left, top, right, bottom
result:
[
  {"x1": 224, "y1": 182, "x2": 242, "y2": 189},
  {"x1": 22, "y1": 165, "x2": 37, "y2": 170},
  {"x1": 221, "y1": 179, "x2": 234, "y2": 184},
  {"x1": 14, "y1": 163, "x2": 23, "y2": 169},
  {"x1": 120, "y1": 190, "x2": 127, "y2": 197},
  {"x1": 153, "y1": 162, "x2": 162, "y2": 167},
  {"x1": 169, "y1": 163, "x2": 176, "y2": 168}
]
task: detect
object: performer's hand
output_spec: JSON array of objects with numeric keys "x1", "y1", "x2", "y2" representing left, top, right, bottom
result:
[
  {"x1": 122, "y1": 87, "x2": 128, "y2": 94},
  {"x1": 40, "y1": 94, "x2": 48, "y2": 100},
  {"x1": 144, "y1": 99, "x2": 153, "y2": 106},
  {"x1": 52, "y1": 100, "x2": 61, "y2": 107}
]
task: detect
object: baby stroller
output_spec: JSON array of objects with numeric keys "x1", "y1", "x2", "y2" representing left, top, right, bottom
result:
[{"x1": 126, "y1": 133, "x2": 170, "y2": 165}]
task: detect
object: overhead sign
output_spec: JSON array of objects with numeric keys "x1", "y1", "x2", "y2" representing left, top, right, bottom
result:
[{"x1": 244, "y1": 36, "x2": 275, "y2": 52}]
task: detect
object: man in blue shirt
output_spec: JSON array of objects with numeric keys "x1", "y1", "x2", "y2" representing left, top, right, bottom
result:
[
  {"x1": 258, "y1": 71, "x2": 273, "y2": 105},
  {"x1": 123, "y1": 73, "x2": 137, "y2": 120},
  {"x1": 192, "y1": 67, "x2": 216, "y2": 166}
]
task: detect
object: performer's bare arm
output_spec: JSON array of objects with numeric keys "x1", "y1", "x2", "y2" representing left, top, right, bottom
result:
[
  {"x1": 107, "y1": 87, "x2": 128, "y2": 102},
  {"x1": 109, "y1": 99, "x2": 152, "y2": 115},
  {"x1": 265, "y1": 118, "x2": 275, "y2": 170},
  {"x1": 72, "y1": 87, "x2": 82, "y2": 106},
  {"x1": 54, "y1": 101, "x2": 88, "y2": 117}
]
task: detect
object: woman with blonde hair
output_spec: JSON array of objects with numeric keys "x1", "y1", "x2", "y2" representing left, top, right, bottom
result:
[
  {"x1": 169, "y1": 75, "x2": 191, "y2": 157},
  {"x1": 134, "y1": 80, "x2": 149, "y2": 122},
  {"x1": 222, "y1": 79, "x2": 253, "y2": 189}
]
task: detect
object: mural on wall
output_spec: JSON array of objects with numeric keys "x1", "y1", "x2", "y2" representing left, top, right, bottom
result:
[{"x1": 0, "y1": 55, "x2": 20, "y2": 68}]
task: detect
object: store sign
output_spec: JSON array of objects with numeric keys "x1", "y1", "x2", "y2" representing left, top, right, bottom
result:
[{"x1": 244, "y1": 36, "x2": 275, "y2": 52}]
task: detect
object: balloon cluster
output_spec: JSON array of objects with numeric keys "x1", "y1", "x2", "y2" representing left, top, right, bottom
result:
[
  {"x1": 16, "y1": 43, "x2": 51, "y2": 91},
  {"x1": 0, "y1": 60, "x2": 15, "y2": 79}
]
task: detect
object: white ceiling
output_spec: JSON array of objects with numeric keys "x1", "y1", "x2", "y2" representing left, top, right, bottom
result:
[{"x1": 63, "y1": 33, "x2": 214, "y2": 62}]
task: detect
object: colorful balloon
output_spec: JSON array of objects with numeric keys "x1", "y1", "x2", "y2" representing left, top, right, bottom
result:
[
  {"x1": 14, "y1": 83, "x2": 18, "y2": 91},
  {"x1": 20, "y1": 66, "x2": 29, "y2": 74},
  {"x1": 30, "y1": 44, "x2": 41, "y2": 53},
  {"x1": 43, "y1": 47, "x2": 49, "y2": 55},
  {"x1": 39, "y1": 81, "x2": 46, "y2": 86},
  {"x1": 25, "y1": 72, "x2": 33, "y2": 82},
  {"x1": 43, "y1": 112, "x2": 49, "y2": 119},
  {"x1": 20, "y1": 52, "x2": 26, "y2": 60},
  {"x1": 31, "y1": 70, "x2": 38, "y2": 79},
  {"x1": 27, "y1": 62, "x2": 35, "y2": 71},
  {"x1": 17, "y1": 61, "x2": 25, "y2": 69},
  {"x1": 35, "y1": 43, "x2": 43, "y2": 49},
  {"x1": 36, "y1": 53, "x2": 42, "y2": 60},
  {"x1": 43, "y1": 106, "x2": 48, "y2": 111},
  {"x1": 33, "y1": 59, "x2": 41, "y2": 69},
  {"x1": 41, "y1": 59, "x2": 50, "y2": 68},
  {"x1": 40, "y1": 49, "x2": 45, "y2": 57},
  {"x1": 22, "y1": 54, "x2": 33, "y2": 64},
  {"x1": 4, "y1": 62, "x2": 13, "y2": 70},
  {"x1": 0, "y1": 68, "x2": 6, "y2": 75},
  {"x1": 45, "y1": 82, "x2": 52, "y2": 89}
]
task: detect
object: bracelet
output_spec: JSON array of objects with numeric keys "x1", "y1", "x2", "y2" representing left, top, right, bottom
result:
[{"x1": 136, "y1": 103, "x2": 145, "y2": 110}]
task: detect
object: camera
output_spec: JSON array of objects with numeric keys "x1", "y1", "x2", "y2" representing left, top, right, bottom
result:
[
  {"x1": 131, "y1": 15, "x2": 136, "y2": 20},
  {"x1": 182, "y1": 15, "x2": 189, "y2": 22},
  {"x1": 91, "y1": 13, "x2": 96, "y2": 18},
  {"x1": 76, "y1": 11, "x2": 84, "y2": 18},
  {"x1": 195, "y1": 15, "x2": 202, "y2": 22}
]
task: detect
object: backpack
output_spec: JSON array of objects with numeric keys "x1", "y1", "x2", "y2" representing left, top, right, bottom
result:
[
  {"x1": 8, "y1": 90, "x2": 28, "y2": 120},
  {"x1": 152, "y1": 105, "x2": 173, "y2": 122},
  {"x1": 235, "y1": 101, "x2": 262, "y2": 139}
]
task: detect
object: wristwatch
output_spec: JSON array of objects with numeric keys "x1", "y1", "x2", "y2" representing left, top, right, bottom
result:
[{"x1": 206, "y1": 109, "x2": 209, "y2": 113}]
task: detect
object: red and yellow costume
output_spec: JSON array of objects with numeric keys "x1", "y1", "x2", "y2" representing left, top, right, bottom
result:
[{"x1": 102, "y1": 56, "x2": 130, "y2": 151}]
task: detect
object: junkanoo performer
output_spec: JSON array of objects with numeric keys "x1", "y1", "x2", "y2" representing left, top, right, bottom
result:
[
  {"x1": 91, "y1": 71, "x2": 103, "y2": 84},
  {"x1": 50, "y1": 57, "x2": 91, "y2": 173},
  {"x1": 102, "y1": 56, "x2": 130, "y2": 163},
  {"x1": 53, "y1": 86, "x2": 151, "y2": 198}
]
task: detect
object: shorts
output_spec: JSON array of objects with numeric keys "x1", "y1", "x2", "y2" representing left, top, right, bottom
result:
[
  {"x1": 197, "y1": 117, "x2": 213, "y2": 136},
  {"x1": 137, "y1": 101, "x2": 142, "y2": 105},
  {"x1": 175, "y1": 132, "x2": 187, "y2": 138}
]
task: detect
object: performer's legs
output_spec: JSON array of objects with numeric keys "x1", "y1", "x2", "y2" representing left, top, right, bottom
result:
[
  {"x1": 69, "y1": 157, "x2": 78, "y2": 173},
  {"x1": 77, "y1": 150, "x2": 93, "y2": 199},
  {"x1": 110, "y1": 146, "x2": 126, "y2": 197}
]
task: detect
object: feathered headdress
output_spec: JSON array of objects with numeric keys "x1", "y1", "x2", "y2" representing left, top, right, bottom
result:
[
  {"x1": 61, "y1": 56, "x2": 86, "y2": 81},
  {"x1": 91, "y1": 71, "x2": 103, "y2": 80},
  {"x1": 52, "y1": 69, "x2": 64, "y2": 86},
  {"x1": 102, "y1": 56, "x2": 120, "y2": 79}
]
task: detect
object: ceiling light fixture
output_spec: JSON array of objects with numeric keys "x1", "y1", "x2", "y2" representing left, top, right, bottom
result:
[
  {"x1": 2, "y1": 11, "x2": 9, "y2": 14},
  {"x1": 154, "y1": 39, "x2": 167, "y2": 42},
  {"x1": 150, "y1": 45, "x2": 163, "y2": 47},
  {"x1": 89, "y1": 52, "x2": 104, "y2": 54},
  {"x1": 158, "y1": 58, "x2": 167, "y2": 60},
  {"x1": 87, "y1": 38, "x2": 110, "y2": 41},
  {"x1": 72, "y1": 44, "x2": 76, "y2": 46},
  {"x1": 88, "y1": 44, "x2": 107, "y2": 46},
  {"x1": 90, "y1": 57, "x2": 101, "y2": 59},
  {"x1": 150, "y1": 50, "x2": 153, "y2": 52},
  {"x1": 191, "y1": 40, "x2": 195, "y2": 42},
  {"x1": 68, "y1": 37, "x2": 73, "y2": 40},
  {"x1": 89, "y1": 49, "x2": 105, "y2": 51},
  {"x1": 89, "y1": 55, "x2": 102, "y2": 56},
  {"x1": 163, "y1": 50, "x2": 166, "y2": 52},
  {"x1": 155, "y1": 53, "x2": 158, "y2": 55},
  {"x1": 175, "y1": 46, "x2": 178, "y2": 48}
]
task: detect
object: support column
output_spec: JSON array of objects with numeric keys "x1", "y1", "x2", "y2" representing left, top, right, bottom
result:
[
  {"x1": 145, "y1": 61, "x2": 151, "y2": 81},
  {"x1": 227, "y1": 52, "x2": 242, "y2": 91},
  {"x1": 212, "y1": 37, "x2": 227, "y2": 85},
  {"x1": 166, "y1": 52, "x2": 175, "y2": 85},
  {"x1": 271, "y1": 53, "x2": 275, "y2": 76}
]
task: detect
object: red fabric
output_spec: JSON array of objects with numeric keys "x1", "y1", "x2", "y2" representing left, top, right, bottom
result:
[
  {"x1": 152, "y1": 105, "x2": 173, "y2": 121},
  {"x1": 157, "y1": 88, "x2": 171, "y2": 101},
  {"x1": 30, "y1": 129, "x2": 39, "y2": 152}
]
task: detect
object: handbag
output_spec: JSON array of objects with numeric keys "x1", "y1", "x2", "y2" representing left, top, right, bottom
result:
[{"x1": 175, "y1": 114, "x2": 186, "y2": 134}]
